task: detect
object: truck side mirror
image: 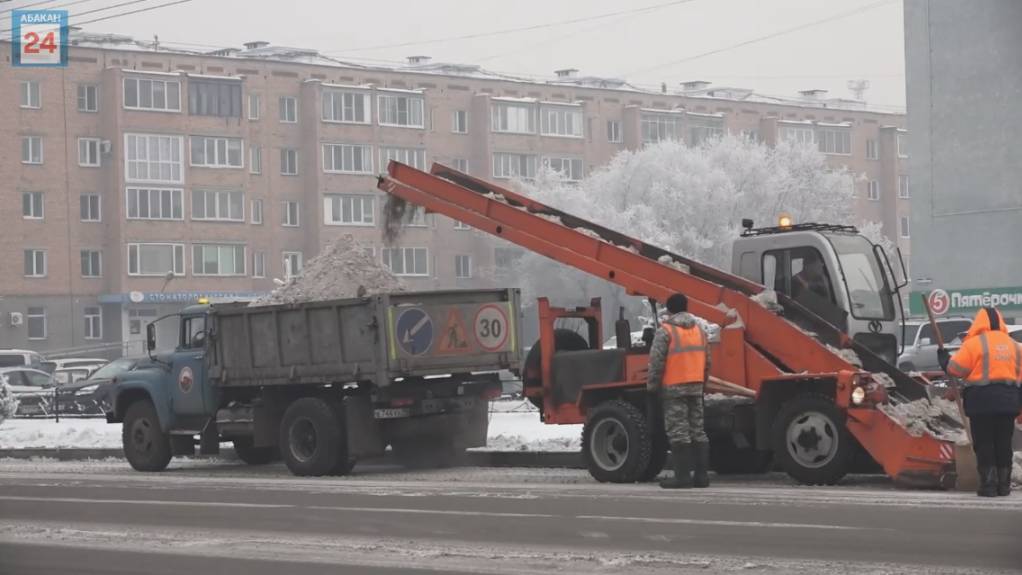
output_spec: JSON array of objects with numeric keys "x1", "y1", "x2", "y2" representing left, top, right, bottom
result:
[
  {"x1": 918, "y1": 337, "x2": 931, "y2": 346},
  {"x1": 146, "y1": 323, "x2": 157, "y2": 352}
]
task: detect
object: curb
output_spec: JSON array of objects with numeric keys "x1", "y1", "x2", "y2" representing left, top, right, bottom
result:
[{"x1": 0, "y1": 448, "x2": 584, "y2": 469}]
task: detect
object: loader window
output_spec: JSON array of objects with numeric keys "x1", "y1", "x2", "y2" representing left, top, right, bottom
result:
[
  {"x1": 763, "y1": 248, "x2": 836, "y2": 305},
  {"x1": 826, "y1": 234, "x2": 894, "y2": 321}
]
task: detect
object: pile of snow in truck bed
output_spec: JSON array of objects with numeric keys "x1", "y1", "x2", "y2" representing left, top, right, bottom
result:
[{"x1": 251, "y1": 235, "x2": 403, "y2": 306}]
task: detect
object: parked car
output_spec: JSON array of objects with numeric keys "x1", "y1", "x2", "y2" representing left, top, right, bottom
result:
[
  {"x1": 0, "y1": 367, "x2": 57, "y2": 416},
  {"x1": 40, "y1": 358, "x2": 108, "y2": 374},
  {"x1": 0, "y1": 349, "x2": 46, "y2": 370},
  {"x1": 897, "y1": 317, "x2": 974, "y2": 372},
  {"x1": 53, "y1": 367, "x2": 95, "y2": 386}
]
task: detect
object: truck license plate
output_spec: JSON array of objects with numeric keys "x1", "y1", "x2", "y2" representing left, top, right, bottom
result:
[{"x1": 374, "y1": 408, "x2": 411, "y2": 419}]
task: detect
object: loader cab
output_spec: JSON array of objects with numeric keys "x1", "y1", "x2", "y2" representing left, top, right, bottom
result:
[{"x1": 732, "y1": 222, "x2": 902, "y2": 364}]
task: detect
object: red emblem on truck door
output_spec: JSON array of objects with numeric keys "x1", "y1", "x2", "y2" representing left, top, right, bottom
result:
[{"x1": 178, "y1": 366, "x2": 194, "y2": 394}]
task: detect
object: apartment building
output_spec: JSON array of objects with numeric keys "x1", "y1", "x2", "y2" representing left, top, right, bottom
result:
[{"x1": 0, "y1": 33, "x2": 909, "y2": 354}]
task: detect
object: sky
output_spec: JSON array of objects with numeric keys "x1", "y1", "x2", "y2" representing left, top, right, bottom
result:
[{"x1": 12, "y1": 0, "x2": 907, "y2": 108}]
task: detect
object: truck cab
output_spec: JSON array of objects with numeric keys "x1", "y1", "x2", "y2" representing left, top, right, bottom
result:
[{"x1": 731, "y1": 221, "x2": 906, "y2": 365}]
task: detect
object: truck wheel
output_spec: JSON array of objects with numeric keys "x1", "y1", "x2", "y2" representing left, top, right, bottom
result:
[
  {"x1": 122, "y1": 400, "x2": 172, "y2": 472},
  {"x1": 279, "y1": 398, "x2": 345, "y2": 477},
  {"x1": 582, "y1": 400, "x2": 652, "y2": 483},
  {"x1": 232, "y1": 439, "x2": 279, "y2": 465},
  {"x1": 772, "y1": 394, "x2": 853, "y2": 485},
  {"x1": 522, "y1": 330, "x2": 589, "y2": 409},
  {"x1": 638, "y1": 433, "x2": 668, "y2": 481},
  {"x1": 709, "y1": 437, "x2": 773, "y2": 474}
]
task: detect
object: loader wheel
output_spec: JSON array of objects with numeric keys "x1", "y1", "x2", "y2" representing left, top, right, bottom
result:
[
  {"x1": 772, "y1": 394, "x2": 853, "y2": 485},
  {"x1": 638, "y1": 432, "x2": 668, "y2": 481},
  {"x1": 582, "y1": 400, "x2": 652, "y2": 483},
  {"x1": 522, "y1": 330, "x2": 589, "y2": 410},
  {"x1": 279, "y1": 397, "x2": 347, "y2": 477},
  {"x1": 122, "y1": 400, "x2": 172, "y2": 472},
  {"x1": 232, "y1": 439, "x2": 279, "y2": 465}
]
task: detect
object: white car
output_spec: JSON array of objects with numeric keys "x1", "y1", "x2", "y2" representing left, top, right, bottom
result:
[
  {"x1": 0, "y1": 367, "x2": 57, "y2": 416},
  {"x1": 40, "y1": 358, "x2": 108, "y2": 374},
  {"x1": 0, "y1": 349, "x2": 46, "y2": 370}
]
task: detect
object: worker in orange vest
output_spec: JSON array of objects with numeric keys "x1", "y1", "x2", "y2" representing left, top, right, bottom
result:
[
  {"x1": 938, "y1": 307, "x2": 1021, "y2": 496},
  {"x1": 647, "y1": 293, "x2": 711, "y2": 489}
]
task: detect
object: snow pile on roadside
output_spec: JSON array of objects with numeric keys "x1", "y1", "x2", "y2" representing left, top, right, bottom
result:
[
  {"x1": 0, "y1": 380, "x2": 18, "y2": 426},
  {"x1": 0, "y1": 418, "x2": 119, "y2": 449},
  {"x1": 485, "y1": 412, "x2": 581, "y2": 452},
  {"x1": 251, "y1": 235, "x2": 403, "y2": 306},
  {"x1": 877, "y1": 397, "x2": 968, "y2": 444}
]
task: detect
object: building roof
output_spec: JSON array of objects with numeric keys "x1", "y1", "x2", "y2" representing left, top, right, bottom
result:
[{"x1": 60, "y1": 30, "x2": 904, "y2": 115}]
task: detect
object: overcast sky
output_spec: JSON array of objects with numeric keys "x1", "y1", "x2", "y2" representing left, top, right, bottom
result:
[{"x1": 64, "y1": 0, "x2": 906, "y2": 108}]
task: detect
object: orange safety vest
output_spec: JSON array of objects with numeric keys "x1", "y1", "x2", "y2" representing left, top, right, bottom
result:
[
  {"x1": 948, "y1": 308, "x2": 1022, "y2": 387},
  {"x1": 661, "y1": 322, "x2": 708, "y2": 386}
]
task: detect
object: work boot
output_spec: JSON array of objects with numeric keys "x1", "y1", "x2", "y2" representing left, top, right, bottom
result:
[
  {"x1": 660, "y1": 442, "x2": 693, "y2": 489},
  {"x1": 996, "y1": 467, "x2": 1012, "y2": 497},
  {"x1": 692, "y1": 442, "x2": 711, "y2": 488},
  {"x1": 977, "y1": 466, "x2": 997, "y2": 497}
]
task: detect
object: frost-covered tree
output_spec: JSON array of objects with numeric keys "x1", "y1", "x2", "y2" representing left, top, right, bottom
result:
[{"x1": 497, "y1": 136, "x2": 872, "y2": 342}]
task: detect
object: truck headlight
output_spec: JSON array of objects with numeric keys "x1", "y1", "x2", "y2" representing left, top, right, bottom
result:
[{"x1": 851, "y1": 386, "x2": 866, "y2": 405}]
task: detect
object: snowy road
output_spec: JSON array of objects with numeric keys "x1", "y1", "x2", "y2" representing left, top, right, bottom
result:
[{"x1": 0, "y1": 460, "x2": 1019, "y2": 574}]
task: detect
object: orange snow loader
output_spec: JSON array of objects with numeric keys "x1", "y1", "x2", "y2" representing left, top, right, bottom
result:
[{"x1": 379, "y1": 161, "x2": 964, "y2": 488}]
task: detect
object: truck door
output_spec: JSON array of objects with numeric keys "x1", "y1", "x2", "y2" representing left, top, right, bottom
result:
[{"x1": 169, "y1": 314, "x2": 209, "y2": 417}]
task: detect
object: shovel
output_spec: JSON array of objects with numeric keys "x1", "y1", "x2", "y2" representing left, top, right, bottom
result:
[{"x1": 922, "y1": 292, "x2": 978, "y2": 491}]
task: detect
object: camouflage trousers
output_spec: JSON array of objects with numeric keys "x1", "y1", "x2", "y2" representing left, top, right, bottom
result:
[{"x1": 661, "y1": 384, "x2": 708, "y2": 445}]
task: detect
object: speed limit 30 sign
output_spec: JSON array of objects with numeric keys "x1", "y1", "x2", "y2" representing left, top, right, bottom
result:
[
  {"x1": 11, "y1": 10, "x2": 68, "y2": 68},
  {"x1": 474, "y1": 304, "x2": 509, "y2": 352}
]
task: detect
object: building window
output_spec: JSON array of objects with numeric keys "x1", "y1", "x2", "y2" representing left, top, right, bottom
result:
[
  {"x1": 380, "y1": 146, "x2": 426, "y2": 170},
  {"x1": 382, "y1": 247, "x2": 428, "y2": 276},
  {"x1": 544, "y1": 157, "x2": 584, "y2": 181},
  {"x1": 81, "y1": 249, "x2": 102, "y2": 278},
  {"x1": 20, "y1": 81, "x2": 40, "y2": 109},
  {"x1": 251, "y1": 199, "x2": 263, "y2": 224},
  {"x1": 282, "y1": 251, "x2": 302, "y2": 278},
  {"x1": 377, "y1": 93, "x2": 425, "y2": 128},
  {"x1": 84, "y1": 307, "x2": 102, "y2": 340},
  {"x1": 24, "y1": 249, "x2": 47, "y2": 277},
  {"x1": 280, "y1": 148, "x2": 299, "y2": 175},
  {"x1": 323, "y1": 143, "x2": 373, "y2": 174},
  {"x1": 540, "y1": 105, "x2": 584, "y2": 138},
  {"x1": 897, "y1": 132, "x2": 909, "y2": 158},
  {"x1": 324, "y1": 194, "x2": 375, "y2": 226},
  {"x1": 451, "y1": 158, "x2": 468, "y2": 173},
  {"x1": 22, "y1": 191, "x2": 44, "y2": 219},
  {"x1": 866, "y1": 180, "x2": 880, "y2": 201},
  {"x1": 780, "y1": 125, "x2": 815, "y2": 145},
  {"x1": 279, "y1": 96, "x2": 298, "y2": 123},
  {"x1": 253, "y1": 251, "x2": 266, "y2": 278},
  {"x1": 900, "y1": 216, "x2": 910, "y2": 238},
  {"x1": 741, "y1": 129, "x2": 761, "y2": 143},
  {"x1": 817, "y1": 128, "x2": 851, "y2": 155},
  {"x1": 899, "y1": 175, "x2": 910, "y2": 199},
  {"x1": 865, "y1": 139, "x2": 878, "y2": 160},
  {"x1": 192, "y1": 190, "x2": 244, "y2": 222},
  {"x1": 188, "y1": 80, "x2": 241, "y2": 117},
  {"x1": 607, "y1": 120, "x2": 622, "y2": 143},
  {"x1": 452, "y1": 110, "x2": 468, "y2": 133},
  {"x1": 80, "y1": 194, "x2": 101, "y2": 222},
  {"x1": 249, "y1": 146, "x2": 262, "y2": 174},
  {"x1": 127, "y1": 187, "x2": 184, "y2": 220},
  {"x1": 282, "y1": 200, "x2": 300, "y2": 227},
  {"x1": 455, "y1": 254, "x2": 472, "y2": 279},
  {"x1": 190, "y1": 136, "x2": 243, "y2": 168},
  {"x1": 123, "y1": 77, "x2": 181, "y2": 112},
  {"x1": 77, "y1": 84, "x2": 99, "y2": 112},
  {"x1": 322, "y1": 90, "x2": 370, "y2": 124},
  {"x1": 491, "y1": 101, "x2": 536, "y2": 134},
  {"x1": 402, "y1": 206, "x2": 428, "y2": 227},
  {"x1": 192, "y1": 244, "x2": 246, "y2": 276},
  {"x1": 128, "y1": 243, "x2": 185, "y2": 276},
  {"x1": 22, "y1": 136, "x2": 43, "y2": 164},
  {"x1": 125, "y1": 134, "x2": 183, "y2": 183},
  {"x1": 248, "y1": 93, "x2": 260, "y2": 120},
  {"x1": 688, "y1": 115, "x2": 725, "y2": 146},
  {"x1": 454, "y1": 220, "x2": 471, "y2": 230},
  {"x1": 492, "y1": 152, "x2": 537, "y2": 179},
  {"x1": 27, "y1": 307, "x2": 46, "y2": 340},
  {"x1": 78, "y1": 138, "x2": 102, "y2": 167},
  {"x1": 641, "y1": 112, "x2": 683, "y2": 144}
]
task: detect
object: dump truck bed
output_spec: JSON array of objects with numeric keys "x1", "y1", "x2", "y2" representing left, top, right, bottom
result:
[{"x1": 208, "y1": 289, "x2": 522, "y2": 389}]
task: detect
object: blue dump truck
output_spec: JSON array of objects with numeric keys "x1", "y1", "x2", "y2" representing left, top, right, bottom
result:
[{"x1": 96, "y1": 289, "x2": 522, "y2": 476}]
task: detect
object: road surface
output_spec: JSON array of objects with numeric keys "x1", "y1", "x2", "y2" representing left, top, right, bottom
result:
[{"x1": 0, "y1": 459, "x2": 1018, "y2": 574}]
